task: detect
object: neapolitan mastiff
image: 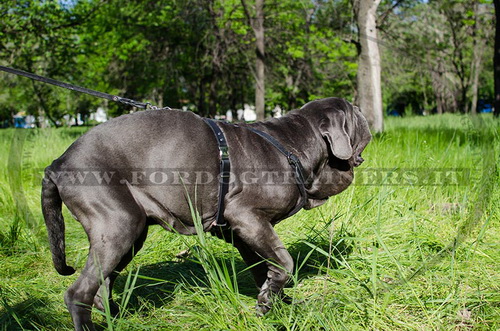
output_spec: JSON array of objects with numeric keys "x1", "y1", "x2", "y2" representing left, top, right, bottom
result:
[{"x1": 42, "y1": 97, "x2": 371, "y2": 330}]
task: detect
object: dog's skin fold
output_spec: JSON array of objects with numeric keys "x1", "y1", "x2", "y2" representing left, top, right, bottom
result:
[{"x1": 41, "y1": 97, "x2": 371, "y2": 330}]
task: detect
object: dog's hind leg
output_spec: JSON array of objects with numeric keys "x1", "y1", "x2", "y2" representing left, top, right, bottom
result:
[
  {"x1": 64, "y1": 212, "x2": 146, "y2": 331},
  {"x1": 93, "y1": 226, "x2": 149, "y2": 316}
]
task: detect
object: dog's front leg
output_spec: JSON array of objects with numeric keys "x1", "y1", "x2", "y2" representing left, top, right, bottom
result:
[
  {"x1": 229, "y1": 216, "x2": 294, "y2": 315},
  {"x1": 212, "y1": 228, "x2": 268, "y2": 289},
  {"x1": 255, "y1": 244, "x2": 293, "y2": 314}
]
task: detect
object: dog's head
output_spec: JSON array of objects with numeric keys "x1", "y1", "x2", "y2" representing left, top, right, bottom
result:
[{"x1": 300, "y1": 98, "x2": 372, "y2": 208}]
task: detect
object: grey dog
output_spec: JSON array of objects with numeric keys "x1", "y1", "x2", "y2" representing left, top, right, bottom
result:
[{"x1": 41, "y1": 97, "x2": 371, "y2": 330}]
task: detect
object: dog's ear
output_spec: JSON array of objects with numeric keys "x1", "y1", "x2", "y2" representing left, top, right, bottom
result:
[{"x1": 320, "y1": 111, "x2": 353, "y2": 160}]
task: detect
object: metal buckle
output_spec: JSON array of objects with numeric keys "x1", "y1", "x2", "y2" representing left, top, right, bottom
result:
[{"x1": 287, "y1": 152, "x2": 298, "y2": 165}]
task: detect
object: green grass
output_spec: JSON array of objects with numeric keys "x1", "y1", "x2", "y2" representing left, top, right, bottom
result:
[{"x1": 0, "y1": 114, "x2": 499, "y2": 330}]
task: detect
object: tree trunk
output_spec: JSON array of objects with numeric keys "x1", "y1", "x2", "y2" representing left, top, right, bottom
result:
[
  {"x1": 255, "y1": 0, "x2": 265, "y2": 121},
  {"x1": 469, "y1": 1, "x2": 484, "y2": 115},
  {"x1": 242, "y1": 0, "x2": 265, "y2": 121},
  {"x1": 494, "y1": 0, "x2": 500, "y2": 117},
  {"x1": 431, "y1": 69, "x2": 445, "y2": 114},
  {"x1": 469, "y1": 56, "x2": 481, "y2": 115},
  {"x1": 31, "y1": 81, "x2": 60, "y2": 128},
  {"x1": 354, "y1": 0, "x2": 383, "y2": 132}
]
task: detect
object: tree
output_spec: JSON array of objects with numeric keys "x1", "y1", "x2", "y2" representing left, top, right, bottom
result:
[
  {"x1": 242, "y1": 0, "x2": 266, "y2": 120},
  {"x1": 0, "y1": 0, "x2": 92, "y2": 126},
  {"x1": 1, "y1": 0, "x2": 494, "y2": 124},
  {"x1": 469, "y1": 0, "x2": 493, "y2": 114},
  {"x1": 494, "y1": 0, "x2": 500, "y2": 117},
  {"x1": 74, "y1": 0, "x2": 255, "y2": 117},
  {"x1": 353, "y1": 0, "x2": 383, "y2": 132},
  {"x1": 380, "y1": 0, "x2": 494, "y2": 115}
]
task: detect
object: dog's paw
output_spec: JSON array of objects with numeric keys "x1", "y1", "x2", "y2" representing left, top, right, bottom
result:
[
  {"x1": 94, "y1": 297, "x2": 120, "y2": 317},
  {"x1": 255, "y1": 302, "x2": 271, "y2": 316},
  {"x1": 279, "y1": 293, "x2": 293, "y2": 305}
]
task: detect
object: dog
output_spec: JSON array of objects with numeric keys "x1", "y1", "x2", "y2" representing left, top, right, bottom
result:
[{"x1": 41, "y1": 97, "x2": 371, "y2": 330}]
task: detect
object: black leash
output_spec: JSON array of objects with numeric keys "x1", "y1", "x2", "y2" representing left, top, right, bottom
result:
[{"x1": 0, "y1": 65, "x2": 169, "y2": 110}]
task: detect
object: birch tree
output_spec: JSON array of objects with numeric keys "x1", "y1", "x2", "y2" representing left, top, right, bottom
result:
[
  {"x1": 494, "y1": 0, "x2": 500, "y2": 117},
  {"x1": 242, "y1": 0, "x2": 266, "y2": 120},
  {"x1": 353, "y1": 0, "x2": 383, "y2": 132}
]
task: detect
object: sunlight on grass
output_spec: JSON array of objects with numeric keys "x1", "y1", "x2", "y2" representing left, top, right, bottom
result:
[{"x1": 0, "y1": 114, "x2": 498, "y2": 330}]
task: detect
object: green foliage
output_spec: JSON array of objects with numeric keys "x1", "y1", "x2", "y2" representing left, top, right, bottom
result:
[
  {"x1": 0, "y1": 0, "x2": 361, "y2": 121},
  {"x1": 381, "y1": 0, "x2": 494, "y2": 114},
  {"x1": 0, "y1": 0, "x2": 496, "y2": 119},
  {"x1": 0, "y1": 0, "x2": 98, "y2": 125},
  {"x1": 265, "y1": 0, "x2": 358, "y2": 110}
]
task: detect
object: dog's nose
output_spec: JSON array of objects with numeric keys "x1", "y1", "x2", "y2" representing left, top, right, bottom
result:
[{"x1": 354, "y1": 155, "x2": 364, "y2": 167}]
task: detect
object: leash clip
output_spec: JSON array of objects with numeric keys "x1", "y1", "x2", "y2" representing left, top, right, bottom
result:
[{"x1": 146, "y1": 103, "x2": 172, "y2": 111}]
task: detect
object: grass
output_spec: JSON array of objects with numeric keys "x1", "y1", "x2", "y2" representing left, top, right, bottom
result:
[{"x1": 0, "y1": 113, "x2": 499, "y2": 330}]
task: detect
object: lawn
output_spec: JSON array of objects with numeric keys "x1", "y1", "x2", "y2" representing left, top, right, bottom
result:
[{"x1": 0, "y1": 113, "x2": 499, "y2": 330}]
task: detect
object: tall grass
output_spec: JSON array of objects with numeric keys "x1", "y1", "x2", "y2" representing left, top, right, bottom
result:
[{"x1": 0, "y1": 114, "x2": 499, "y2": 330}]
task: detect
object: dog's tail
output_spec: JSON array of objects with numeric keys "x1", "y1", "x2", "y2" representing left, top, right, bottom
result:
[{"x1": 41, "y1": 169, "x2": 75, "y2": 276}]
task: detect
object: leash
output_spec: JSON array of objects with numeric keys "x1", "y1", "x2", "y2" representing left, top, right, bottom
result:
[{"x1": 0, "y1": 65, "x2": 169, "y2": 110}]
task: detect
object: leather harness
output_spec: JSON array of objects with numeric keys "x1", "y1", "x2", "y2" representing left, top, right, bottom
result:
[
  {"x1": 203, "y1": 118, "x2": 231, "y2": 226},
  {"x1": 0, "y1": 66, "x2": 308, "y2": 228},
  {"x1": 203, "y1": 118, "x2": 308, "y2": 227}
]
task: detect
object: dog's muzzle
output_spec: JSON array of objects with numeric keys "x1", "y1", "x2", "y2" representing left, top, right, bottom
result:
[{"x1": 353, "y1": 155, "x2": 364, "y2": 167}]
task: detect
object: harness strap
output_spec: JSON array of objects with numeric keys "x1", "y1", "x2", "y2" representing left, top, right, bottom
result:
[
  {"x1": 203, "y1": 118, "x2": 230, "y2": 227},
  {"x1": 245, "y1": 127, "x2": 308, "y2": 219}
]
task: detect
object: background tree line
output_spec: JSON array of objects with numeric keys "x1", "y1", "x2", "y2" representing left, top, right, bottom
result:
[{"x1": 0, "y1": 0, "x2": 496, "y2": 130}]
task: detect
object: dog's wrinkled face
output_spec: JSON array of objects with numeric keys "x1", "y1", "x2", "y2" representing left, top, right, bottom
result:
[
  {"x1": 319, "y1": 104, "x2": 371, "y2": 166},
  {"x1": 301, "y1": 98, "x2": 371, "y2": 208}
]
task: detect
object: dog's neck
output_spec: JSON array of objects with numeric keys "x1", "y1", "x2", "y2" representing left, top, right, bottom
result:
[
  {"x1": 246, "y1": 113, "x2": 331, "y2": 184},
  {"x1": 246, "y1": 112, "x2": 356, "y2": 205}
]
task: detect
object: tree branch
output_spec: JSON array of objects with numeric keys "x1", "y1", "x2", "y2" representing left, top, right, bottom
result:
[
  {"x1": 377, "y1": 0, "x2": 405, "y2": 28},
  {"x1": 240, "y1": 0, "x2": 253, "y2": 27}
]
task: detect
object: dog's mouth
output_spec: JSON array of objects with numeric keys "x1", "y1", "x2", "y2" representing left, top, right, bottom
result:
[
  {"x1": 327, "y1": 153, "x2": 350, "y2": 171},
  {"x1": 305, "y1": 197, "x2": 329, "y2": 209}
]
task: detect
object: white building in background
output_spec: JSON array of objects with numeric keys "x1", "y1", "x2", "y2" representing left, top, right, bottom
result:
[
  {"x1": 90, "y1": 107, "x2": 108, "y2": 123},
  {"x1": 235, "y1": 103, "x2": 256, "y2": 121},
  {"x1": 62, "y1": 107, "x2": 108, "y2": 126},
  {"x1": 225, "y1": 109, "x2": 233, "y2": 122},
  {"x1": 226, "y1": 104, "x2": 282, "y2": 122},
  {"x1": 272, "y1": 105, "x2": 283, "y2": 118}
]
